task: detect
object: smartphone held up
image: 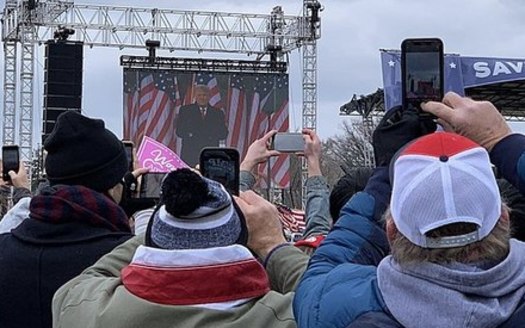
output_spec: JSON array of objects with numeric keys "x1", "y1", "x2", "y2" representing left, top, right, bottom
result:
[
  {"x1": 139, "y1": 172, "x2": 167, "y2": 200},
  {"x1": 270, "y1": 133, "x2": 305, "y2": 153},
  {"x1": 122, "y1": 140, "x2": 135, "y2": 172},
  {"x1": 2, "y1": 145, "x2": 20, "y2": 183},
  {"x1": 200, "y1": 148, "x2": 240, "y2": 196},
  {"x1": 401, "y1": 38, "x2": 444, "y2": 118}
]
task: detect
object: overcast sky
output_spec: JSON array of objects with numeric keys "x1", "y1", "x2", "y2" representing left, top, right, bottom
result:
[{"x1": 2, "y1": 0, "x2": 525, "y2": 143}]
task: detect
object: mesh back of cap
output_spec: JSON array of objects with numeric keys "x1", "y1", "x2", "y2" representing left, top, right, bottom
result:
[{"x1": 391, "y1": 147, "x2": 501, "y2": 248}]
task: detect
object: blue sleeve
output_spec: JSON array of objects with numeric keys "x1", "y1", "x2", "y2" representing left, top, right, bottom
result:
[
  {"x1": 302, "y1": 176, "x2": 332, "y2": 238},
  {"x1": 490, "y1": 134, "x2": 525, "y2": 194},
  {"x1": 239, "y1": 170, "x2": 256, "y2": 192},
  {"x1": 363, "y1": 167, "x2": 391, "y2": 224},
  {"x1": 293, "y1": 168, "x2": 391, "y2": 328}
]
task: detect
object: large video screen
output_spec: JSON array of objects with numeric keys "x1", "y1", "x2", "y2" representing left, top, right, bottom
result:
[{"x1": 123, "y1": 69, "x2": 290, "y2": 188}]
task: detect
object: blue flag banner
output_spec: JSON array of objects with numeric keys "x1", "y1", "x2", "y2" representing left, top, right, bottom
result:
[
  {"x1": 460, "y1": 56, "x2": 525, "y2": 88},
  {"x1": 381, "y1": 50, "x2": 525, "y2": 110}
]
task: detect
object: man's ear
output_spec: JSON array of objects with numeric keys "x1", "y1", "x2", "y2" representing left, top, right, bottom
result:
[
  {"x1": 107, "y1": 182, "x2": 124, "y2": 204},
  {"x1": 386, "y1": 217, "x2": 398, "y2": 243},
  {"x1": 501, "y1": 204, "x2": 510, "y2": 225}
]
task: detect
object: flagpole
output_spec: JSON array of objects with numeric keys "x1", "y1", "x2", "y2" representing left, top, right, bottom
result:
[{"x1": 266, "y1": 113, "x2": 271, "y2": 201}]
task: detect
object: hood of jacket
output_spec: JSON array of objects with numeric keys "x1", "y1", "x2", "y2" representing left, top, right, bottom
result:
[{"x1": 377, "y1": 239, "x2": 525, "y2": 328}]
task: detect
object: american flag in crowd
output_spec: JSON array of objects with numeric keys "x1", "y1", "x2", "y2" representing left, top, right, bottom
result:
[
  {"x1": 276, "y1": 204, "x2": 306, "y2": 233},
  {"x1": 123, "y1": 69, "x2": 290, "y2": 188}
]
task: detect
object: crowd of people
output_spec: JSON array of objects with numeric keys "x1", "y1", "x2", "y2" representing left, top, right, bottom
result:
[{"x1": 1, "y1": 92, "x2": 525, "y2": 327}]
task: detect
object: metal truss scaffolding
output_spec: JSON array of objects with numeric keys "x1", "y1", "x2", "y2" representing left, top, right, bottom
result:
[
  {"x1": 2, "y1": 41, "x2": 17, "y2": 146},
  {"x1": 2, "y1": 0, "x2": 321, "y2": 207},
  {"x1": 2, "y1": 0, "x2": 18, "y2": 146},
  {"x1": 19, "y1": 23, "x2": 36, "y2": 161},
  {"x1": 300, "y1": 0, "x2": 321, "y2": 209}
]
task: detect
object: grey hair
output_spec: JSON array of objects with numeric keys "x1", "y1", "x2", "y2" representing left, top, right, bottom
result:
[{"x1": 387, "y1": 205, "x2": 511, "y2": 265}]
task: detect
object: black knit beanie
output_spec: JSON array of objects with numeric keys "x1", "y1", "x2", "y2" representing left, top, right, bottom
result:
[{"x1": 44, "y1": 111, "x2": 128, "y2": 192}]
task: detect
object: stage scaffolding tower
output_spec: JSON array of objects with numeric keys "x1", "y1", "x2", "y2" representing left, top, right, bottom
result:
[
  {"x1": 2, "y1": 0, "x2": 321, "y2": 207},
  {"x1": 301, "y1": 0, "x2": 321, "y2": 209}
]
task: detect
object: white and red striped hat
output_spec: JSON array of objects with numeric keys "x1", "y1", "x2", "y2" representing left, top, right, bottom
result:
[{"x1": 391, "y1": 132, "x2": 501, "y2": 248}]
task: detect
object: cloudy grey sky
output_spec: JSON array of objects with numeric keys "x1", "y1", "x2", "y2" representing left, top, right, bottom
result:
[{"x1": 2, "y1": 0, "x2": 525, "y2": 143}]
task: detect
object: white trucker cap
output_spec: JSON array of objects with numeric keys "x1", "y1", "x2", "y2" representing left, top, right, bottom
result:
[{"x1": 390, "y1": 132, "x2": 501, "y2": 248}]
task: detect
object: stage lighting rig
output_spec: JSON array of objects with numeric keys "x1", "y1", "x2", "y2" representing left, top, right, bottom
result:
[
  {"x1": 27, "y1": 0, "x2": 38, "y2": 11},
  {"x1": 53, "y1": 26, "x2": 75, "y2": 41},
  {"x1": 146, "y1": 40, "x2": 161, "y2": 62}
]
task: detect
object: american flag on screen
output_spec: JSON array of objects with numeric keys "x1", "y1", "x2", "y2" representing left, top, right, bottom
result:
[
  {"x1": 226, "y1": 73, "x2": 290, "y2": 188},
  {"x1": 123, "y1": 70, "x2": 181, "y2": 151},
  {"x1": 123, "y1": 70, "x2": 290, "y2": 188}
]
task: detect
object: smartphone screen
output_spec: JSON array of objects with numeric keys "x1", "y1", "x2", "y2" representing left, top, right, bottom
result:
[
  {"x1": 401, "y1": 38, "x2": 444, "y2": 116},
  {"x1": 200, "y1": 148, "x2": 240, "y2": 196},
  {"x1": 139, "y1": 172, "x2": 167, "y2": 199},
  {"x1": 122, "y1": 141, "x2": 134, "y2": 172},
  {"x1": 271, "y1": 133, "x2": 305, "y2": 153},
  {"x1": 2, "y1": 145, "x2": 20, "y2": 182}
]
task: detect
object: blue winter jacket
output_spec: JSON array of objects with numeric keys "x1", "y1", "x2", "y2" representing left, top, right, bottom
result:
[{"x1": 293, "y1": 134, "x2": 525, "y2": 328}]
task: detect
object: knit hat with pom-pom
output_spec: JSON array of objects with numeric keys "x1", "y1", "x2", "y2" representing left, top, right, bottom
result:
[{"x1": 146, "y1": 168, "x2": 248, "y2": 249}]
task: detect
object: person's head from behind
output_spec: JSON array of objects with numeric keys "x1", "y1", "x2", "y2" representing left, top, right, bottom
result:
[
  {"x1": 195, "y1": 85, "x2": 211, "y2": 107},
  {"x1": 44, "y1": 111, "x2": 128, "y2": 202},
  {"x1": 386, "y1": 132, "x2": 509, "y2": 266},
  {"x1": 329, "y1": 167, "x2": 373, "y2": 222},
  {"x1": 145, "y1": 168, "x2": 248, "y2": 249}
]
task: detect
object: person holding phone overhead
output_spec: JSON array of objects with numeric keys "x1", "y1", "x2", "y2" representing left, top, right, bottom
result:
[
  {"x1": 293, "y1": 92, "x2": 525, "y2": 328},
  {"x1": 53, "y1": 169, "x2": 310, "y2": 328},
  {"x1": 0, "y1": 111, "x2": 134, "y2": 328},
  {"x1": 0, "y1": 159, "x2": 31, "y2": 222},
  {"x1": 175, "y1": 85, "x2": 229, "y2": 167}
]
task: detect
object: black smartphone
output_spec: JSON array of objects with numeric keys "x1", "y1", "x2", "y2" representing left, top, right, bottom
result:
[
  {"x1": 270, "y1": 133, "x2": 305, "y2": 153},
  {"x1": 200, "y1": 148, "x2": 240, "y2": 196},
  {"x1": 401, "y1": 38, "x2": 444, "y2": 118},
  {"x1": 139, "y1": 172, "x2": 167, "y2": 200},
  {"x1": 2, "y1": 145, "x2": 20, "y2": 182},
  {"x1": 122, "y1": 140, "x2": 134, "y2": 172}
]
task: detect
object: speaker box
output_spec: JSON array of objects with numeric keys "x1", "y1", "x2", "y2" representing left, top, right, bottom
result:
[{"x1": 43, "y1": 40, "x2": 83, "y2": 142}]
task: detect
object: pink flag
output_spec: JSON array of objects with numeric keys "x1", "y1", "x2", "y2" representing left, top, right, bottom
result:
[{"x1": 137, "y1": 136, "x2": 188, "y2": 172}]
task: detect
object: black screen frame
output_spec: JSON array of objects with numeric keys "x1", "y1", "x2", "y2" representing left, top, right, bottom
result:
[
  {"x1": 401, "y1": 38, "x2": 444, "y2": 118},
  {"x1": 2, "y1": 145, "x2": 20, "y2": 182},
  {"x1": 199, "y1": 147, "x2": 240, "y2": 196}
]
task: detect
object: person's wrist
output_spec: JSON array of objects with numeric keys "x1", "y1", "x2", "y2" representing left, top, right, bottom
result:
[
  {"x1": 240, "y1": 160, "x2": 257, "y2": 172},
  {"x1": 262, "y1": 242, "x2": 290, "y2": 267},
  {"x1": 485, "y1": 132, "x2": 513, "y2": 152},
  {"x1": 252, "y1": 237, "x2": 287, "y2": 260},
  {"x1": 13, "y1": 181, "x2": 29, "y2": 189},
  {"x1": 307, "y1": 159, "x2": 321, "y2": 176},
  {"x1": 308, "y1": 167, "x2": 322, "y2": 177}
]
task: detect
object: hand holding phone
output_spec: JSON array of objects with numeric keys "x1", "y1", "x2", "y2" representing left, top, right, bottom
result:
[
  {"x1": 139, "y1": 172, "x2": 167, "y2": 200},
  {"x1": 2, "y1": 145, "x2": 20, "y2": 183},
  {"x1": 122, "y1": 140, "x2": 135, "y2": 172},
  {"x1": 200, "y1": 148, "x2": 240, "y2": 196},
  {"x1": 241, "y1": 130, "x2": 280, "y2": 172},
  {"x1": 401, "y1": 38, "x2": 444, "y2": 118},
  {"x1": 270, "y1": 133, "x2": 305, "y2": 153}
]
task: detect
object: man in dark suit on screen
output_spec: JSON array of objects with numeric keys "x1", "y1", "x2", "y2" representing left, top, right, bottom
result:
[{"x1": 175, "y1": 85, "x2": 229, "y2": 167}]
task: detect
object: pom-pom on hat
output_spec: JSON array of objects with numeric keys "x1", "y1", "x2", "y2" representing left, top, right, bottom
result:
[
  {"x1": 44, "y1": 111, "x2": 128, "y2": 192},
  {"x1": 391, "y1": 132, "x2": 501, "y2": 249},
  {"x1": 146, "y1": 168, "x2": 248, "y2": 250}
]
